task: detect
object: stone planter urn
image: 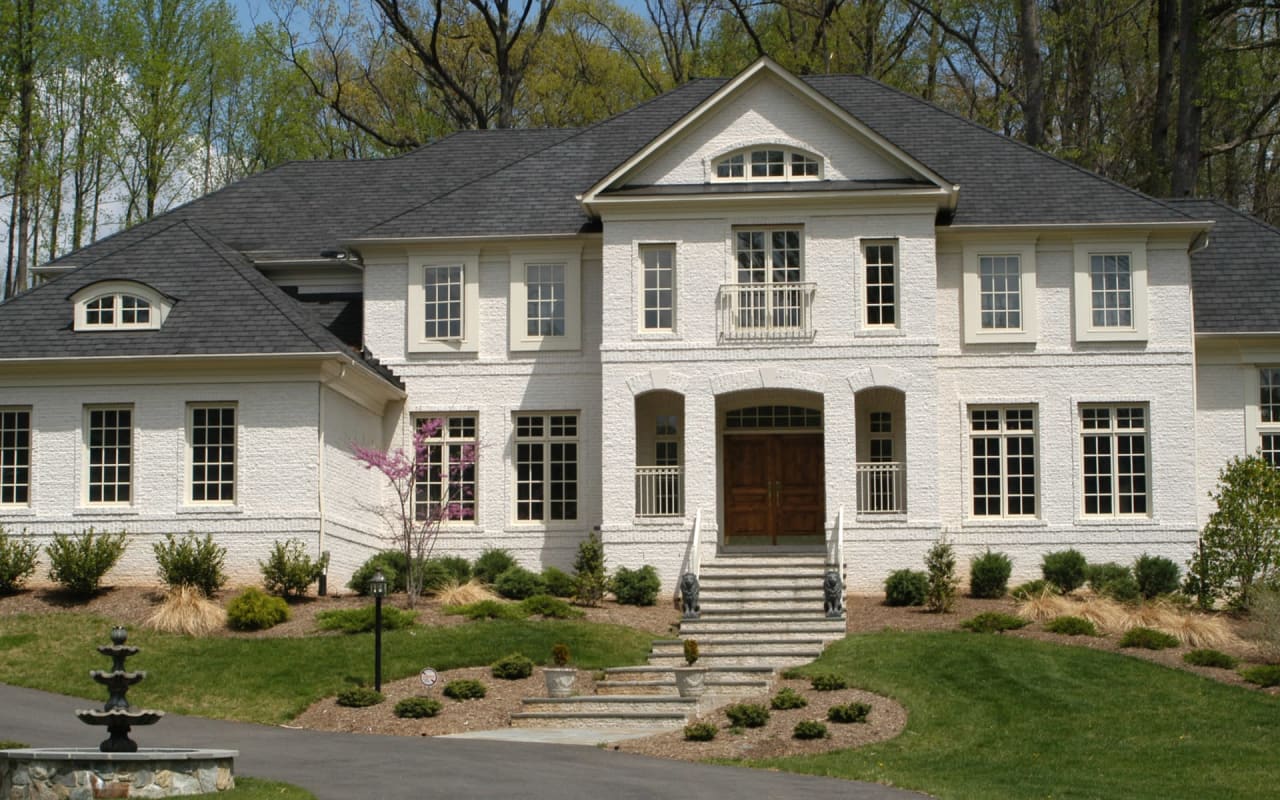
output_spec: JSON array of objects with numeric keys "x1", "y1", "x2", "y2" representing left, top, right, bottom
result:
[
  {"x1": 544, "y1": 667, "x2": 577, "y2": 698},
  {"x1": 673, "y1": 667, "x2": 706, "y2": 698}
]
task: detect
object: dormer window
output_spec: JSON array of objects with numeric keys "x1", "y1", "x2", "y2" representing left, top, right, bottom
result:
[
  {"x1": 713, "y1": 147, "x2": 823, "y2": 182},
  {"x1": 71, "y1": 281, "x2": 172, "y2": 331}
]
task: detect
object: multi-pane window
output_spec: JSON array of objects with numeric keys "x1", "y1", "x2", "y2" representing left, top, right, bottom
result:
[
  {"x1": 423, "y1": 265, "x2": 464, "y2": 339},
  {"x1": 526, "y1": 263, "x2": 566, "y2": 337},
  {"x1": 515, "y1": 413, "x2": 578, "y2": 522},
  {"x1": 641, "y1": 246, "x2": 674, "y2": 331},
  {"x1": 714, "y1": 148, "x2": 821, "y2": 180},
  {"x1": 869, "y1": 411, "x2": 893, "y2": 462},
  {"x1": 979, "y1": 255, "x2": 1021, "y2": 329},
  {"x1": 1260, "y1": 369, "x2": 1280, "y2": 466},
  {"x1": 751, "y1": 149, "x2": 786, "y2": 177},
  {"x1": 189, "y1": 405, "x2": 235, "y2": 503},
  {"x1": 716, "y1": 153, "x2": 745, "y2": 179},
  {"x1": 1081, "y1": 405, "x2": 1149, "y2": 515},
  {"x1": 0, "y1": 408, "x2": 31, "y2": 505},
  {"x1": 84, "y1": 294, "x2": 153, "y2": 328},
  {"x1": 414, "y1": 415, "x2": 477, "y2": 522},
  {"x1": 86, "y1": 406, "x2": 132, "y2": 504},
  {"x1": 864, "y1": 242, "x2": 897, "y2": 327},
  {"x1": 1089, "y1": 254, "x2": 1133, "y2": 327},
  {"x1": 735, "y1": 229, "x2": 802, "y2": 328},
  {"x1": 970, "y1": 407, "x2": 1037, "y2": 517},
  {"x1": 655, "y1": 415, "x2": 679, "y2": 466},
  {"x1": 791, "y1": 152, "x2": 819, "y2": 176},
  {"x1": 725, "y1": 405, "x2": 821, "y2": 429}
]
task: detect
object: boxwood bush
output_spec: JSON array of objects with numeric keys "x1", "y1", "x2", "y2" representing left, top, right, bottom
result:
[
  {"x1": 1134, "y1": 553, "x2": 1181, "y2": 599},
  {"x1": 541, "y1": 566, "x2": 576, "y2": 598},
  {"x1": 347, "y1": 551, "x2": 405, "y2": 595},
  {"x1": 792, "y1": 720, "x2": 829, "y2": 740},
  {"x1": 770, "y1": 687, "x2": 808, "y2": 710},
  {"x1": 394, "y1": 696, "x2": 442, "y2": 719},
  {"x1": 335, "y1": 687, "x2": 383, "y2": 708},
  {"x1": 610, "y1": 565, "x2": 661, "y2": 606},
  {"x1": 442, "y1": 679, "x2": 486, "y2": 700},
  {"x1": 1041, "y1": 549, "x2": 1088, "y2": 593},
  {"x1": 828, "y1": 701, "x2": 872, "y2": 724},
  {"x1": 969, "y1": 549, "x2": 1012, "y2": 599},
  {"x1": 226, "y1": 587, "x2": 290, "y2": 631},
  {"x1": 810, "y1": 673, "x2": 848, "y2": 691},
  {"x1": 724, "y1": 703, "x2": 770, "y2": 728},
  {"x1": 491, "y1": 653, "x2": 534, "y2": 680},
  {"x1": 473, "y1": 548, "x2": 517, "y2": 584},
  {"x1": 494, "y1": 566, "x2": 547, "y2": 600},
  {"x1": 683, "y1": 721, "x2": 717, "y2": 741},
  {"x1": 884, "y1": 569, "x2": 928, "y2": 607}
]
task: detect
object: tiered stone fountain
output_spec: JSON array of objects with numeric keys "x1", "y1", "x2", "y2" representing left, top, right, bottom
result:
[{"x1": 0, "y1": 626, "x2": 238, "y2": 798}]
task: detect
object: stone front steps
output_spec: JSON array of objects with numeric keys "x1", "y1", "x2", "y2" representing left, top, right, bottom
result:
[{"x1": 509, "y1": 552, "x2": 845, "y2": 732}]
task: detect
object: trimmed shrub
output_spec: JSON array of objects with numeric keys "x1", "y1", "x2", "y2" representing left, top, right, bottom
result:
[
  {"x1": 494, "y1": 566, "x2": 547, "y2": 600},
  {"x1": 260, "y1": 539, "x2": 327, "y2": 599},
  {"x1": 153, "y1": 533, "x2": 226, "y2": 597},
  {"x1": 610, "y1": 565, "x2": 661, "y2": 606},
  {"x1": 1087, "y1": 562, "x2": 1132, "y2": 592},
  {"x1": 683, "y1": 721, "x2": 717, "y2": 741},
  {"x1": 780, "y1": 667, "x2": 806, "y2": 680},
  {"x1": 1099, "y1": 573, "x2": 1141, "y2": 602},
  {"x1": 315, "y1": 605, "x2": 417, "y2": 633},
  {"x1": 961, "y1": 612, "x2": 1029, "y2": 633},
  {"x1": 417, "y1": 559, "x2": 455, "y2": 595},
  {"x1": 520, "y1": 594, "x2": 583, "y2": 619},
  {"x1": 1012, "y1": 579, "x2": 1054, "y2": 599},
  {"x1": 1183, "y1": 649, "x2": 1239, "y2": 669},
  {"x1": 443, "y1": 679, "x2": 486, "y2": 700},
  {"x1": 491, "y1": 653, "x2": 534, "y2": 680},
  {"x1": 226, "y1": 587, "x2": 290, "y2": 631},
  {"x1": 683, "y1": 639, "x2": 699, "y2": 665},
  {"x1": 770, "y1": 687, "x2": 808, "y2": 710},
  {"x1": 1241, "y1": 664, "x2": 1280, "y2": 687},
  {"x1": 969, "y1": 549, "x2": 1012, "y2": 599},
  {"x1": 394, "y1": 696, "x2": 442, "y2": 719},
  {"x1": 347, "y1": 552, "x2": 404, "y2": 595},
  {"x1": 573, "y1": 532, "x2": 607, "y2": 606},
  {"x1": 792, "y1": 720, "x2": 828, "y2": 740},
  {"x1": 1042, "y1": 549, "x2": 1088, "y2": 593},
  {"x1": 442, "y1": 599, "x2": 527, "y2": 620},
  {"x1": 828, "y1": 702, "x2": 872, "y2": 724},
  {"x1": 924, "y1": 538, "x2": 959, "y2": 613},
  {"x1": 0, "y1": 527, "x2": 39, "y2": 594},
  {"x1": 724, "y1": 703, "x2": 770, "y2": 728},
  {"x1": 435, "y1": 556, "x2": 472, "y2": 584},
  {"x1": 884, "y1": 569, "x2": 928, "y2": 607},
  {"x1": 335, "y1": 687, "x2": 383, "y2": 707},
  {"x1": 1045, "y1": 615, "x2": 1098, "y2": 636},
  {"x1": 1135, "y1": 554, "x2": 1182, "y2": 599},
  {"x1": 473, "y1": 548, "x2": 517, "y2": 584},
  {"x1": 46, "y1": 529, "x2": 127, "y2": 596},
  {"x1": 541, "y1": 566, "x2": 576, "y2": 598},
  {"x1": 551, "y1": 643, "x2": 571, "y2": 667},
  {"x1": 1120, "y1": 626, "x2": 1180, "y2": 650},
  {"x1": 810, "y1": 673, "x2": 848, "y2": 691}
]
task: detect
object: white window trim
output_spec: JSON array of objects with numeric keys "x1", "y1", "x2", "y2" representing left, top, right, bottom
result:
[
  {"x1": 509, "y1": 247, "x2": 582, "y2": 351},
  {"x1": 512, "y1": 411, "x2": 580, "y2": 524},
  {"x1": 407, "y1": 252, "x2": 479, "y2": 354},
  {"x1": 636, "y1": 243, "x2": 677, "y2": 336},
  {"x1": 709, "y1": 144, "x2": 824, "y2": 183},
  {"x1": 1247, "y1": 366, "x2": 1280, "y2": 461},
  {"x1": 411, "y1": 413, "x2": 479, "y2": 526},
  {"x1": 966, "y1": 405, "x2": 1040, "y2": 520},
  {"x1": 83, "y1": 404, "x2": 134, "y2": 507},
  {"x1": 186, "y1": 402, "x2": 237, "y2": 506},
  {"x1": 859, "y1": 238, "x2": 900, "y2": 330},
  {"x1": 1077, "y1": 402, "x2": 1152, "y2": 518},
  {"x1": 0, "y1": 406, "x2": 32, "y2": 508},
  {"x1": 71, "y1": 280, "x2": 172, "y2": 331},
  {"x1": 962, "y1": 239, "x2": 1038, "y2": 344},
  {"x1": 1072, "y1": 239, "x2": 1149, "y2": 342}
]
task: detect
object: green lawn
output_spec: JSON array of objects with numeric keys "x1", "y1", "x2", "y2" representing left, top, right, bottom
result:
[
  {"x1": 192, "y1": 777, "x2": 314, "y2": 799},
  {"x1": 0, "y1": 614, "x2": 653, "y2": 724},
  {"x1": 749, "y1": 631, "x2": 1280, "y2": 800}
]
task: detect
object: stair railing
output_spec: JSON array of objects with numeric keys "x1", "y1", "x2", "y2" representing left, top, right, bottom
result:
[{"x1": 680, "y1": 509, "x2": 702, "y2": 619}]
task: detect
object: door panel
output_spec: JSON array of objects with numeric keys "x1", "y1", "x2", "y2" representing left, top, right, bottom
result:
[{"x1": 724, "y1": 433, "x2": 824, "y2": 546}]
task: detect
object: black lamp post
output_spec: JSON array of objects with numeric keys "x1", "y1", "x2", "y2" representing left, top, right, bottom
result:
[{"x1": 370, "y1": 569, "x2": 387, "y2": 692}]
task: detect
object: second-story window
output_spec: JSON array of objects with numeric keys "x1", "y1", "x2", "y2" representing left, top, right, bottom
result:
[
  {"x1": 864, "y1": 241, "x2": 898, "y2": 328},
  {"x1": 736, "y1": 229, "x2": 802, "y2": 330},
  {"x1": 526, "y1": 263, "x2": 566, "y2": 337},
  {"x1": 979, "y1": 255, "x2": 1022, "y2": 330}
]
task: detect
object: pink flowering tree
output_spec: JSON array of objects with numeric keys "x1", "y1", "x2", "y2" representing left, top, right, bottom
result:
[{"x1": 353, "y1": 418, "x2": 476, "y2": 607}]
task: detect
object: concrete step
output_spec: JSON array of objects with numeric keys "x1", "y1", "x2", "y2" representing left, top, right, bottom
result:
[
  {"x1": 697, "y1": 597, "x2": 825, "y2": 613},
  {"x1": 650, "y1": 638, "x2": 826, "y2": 656},
  {"x1": 520, "y1": 695, "x2": 698, "y2": 716},
  {"x1": 594, "y1": 678, "x2": 770, "y2": 696},
  {"x1": 693, "y1": 605, "x2": 837, "y2": 619},
  {"x1": 701, "y1": 556, "x2": 828, "y2": 569},
  {"x1": 646, "y1": 650, "x2": 821, "y2": 668},
  {"x1": 680, "y1": 618, "x2": 845, "y2": 634},
  {"x1": 699, "y1": 571, "x2": 826, "y2": 584},
  {"x1": 700, "y1": 588, "x2": 827, "y2": 603},
  {"x1": 510, "y1": 711, "x2": 689, "y2": 730},
  {"x1": 602, "y1": 664, "x2": 775, "y2": 684}
]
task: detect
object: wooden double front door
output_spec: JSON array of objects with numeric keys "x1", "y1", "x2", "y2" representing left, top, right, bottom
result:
[{"x1": 724, "y1": 433, "x2": 825, "y2": 546}]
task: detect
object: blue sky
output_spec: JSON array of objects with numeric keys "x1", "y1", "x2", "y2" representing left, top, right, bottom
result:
[{"x1": 229, "y1": 0, "x2": 651, "y2": 31}]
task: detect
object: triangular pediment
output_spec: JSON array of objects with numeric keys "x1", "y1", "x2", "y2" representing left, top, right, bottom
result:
[{"x1": 584, "y1": 59, "x2": 952, "y2": 202}]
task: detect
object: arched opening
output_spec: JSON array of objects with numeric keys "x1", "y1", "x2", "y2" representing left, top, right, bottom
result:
[
  {"x1": 634, "y1": 390, "x2": 684, "y2": 517},
  {"x1": 854, "y1": 387, "x2": 906, "y2": 513}
]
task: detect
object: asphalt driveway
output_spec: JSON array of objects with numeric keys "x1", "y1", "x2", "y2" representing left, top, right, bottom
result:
[{"x1": 0, "y1": 683, "x2": 923, "y2": 799}]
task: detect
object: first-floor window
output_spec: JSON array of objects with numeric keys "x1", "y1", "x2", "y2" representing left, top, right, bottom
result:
[
  {"x1": 1260, "y1": 368, "x2": 1280, "y2": 466},
  {"x1": 189, "y1": 404, "x2": 236, "y2": 503},
  {"x1": 969, "y1": 406, "x2": 1037, "y2": 517},
  {"x1": 515, "y1": 412, "x2": 577, "y2": 521},
  {"x1": 0, "y1": 408, "x2": 31, "y2": 505},
  {"x1": 1081, "y1": 404, "x2": 1149, "y2": 515},
  {"x1": 86, "y1": 406, "x2": 132, "y2": 504},
  {"x1": 414, "y1": 415, "x2": 477, "y2": 522}
]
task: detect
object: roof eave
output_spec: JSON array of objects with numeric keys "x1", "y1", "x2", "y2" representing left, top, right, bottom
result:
[{"x1": 584, "y1": 186, "x2": 954, "y2": 214}]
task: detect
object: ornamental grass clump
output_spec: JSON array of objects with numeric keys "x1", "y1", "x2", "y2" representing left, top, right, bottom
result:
[
  {"x1": 1120, "y1": 626, "x2": 1180, "y2": 650},
  {"x1": 491, "y1": 653, "x2": 534, "y2": 680},
  {"x1": 827, "y1": 701, "x2": 872, "y2": 724},
  {"x1": 394, "y1": 696, "x2": 442, "y2": 719},
  {"x1": 443, "y1": 679, "x2": 486, "y2": 700},
  {"x1": 145, "y1": 585, "x2": 226, "y2": 636},
  {"x1": 792, "y1": 720, "x2": 829, "y2": 740},
  {"x1": 153, "y1": 532, "x2": 226, "y2": 597},
  {"x1": 770, "y1": 687, "x2": 808, "y2": 710},
  {"x1": 961, "y1": 611, "x2": 1029, "y2": 633},
  {"x1": 46, "y1": 528, "x2": 127, "y2": 596},
  {"x1": 683, "y1": 721, "x2": 717, "y2": 741},
  {"x1": 435, "y1": 579, "x2": 496, "y2": 606},
  {"x1": 335, "y1": 687, "x2": 383, "y2": 708},
  {"x1": 0, "y1": 527, "x2": 38, "y2": 594},
  {"x1": 969, "y1": 549, "x2": 1012, "y2": 599}
]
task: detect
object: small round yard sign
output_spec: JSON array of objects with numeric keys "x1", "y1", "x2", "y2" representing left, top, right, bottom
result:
[{"x1": 419, "y1": 668, "x2": 438, "y2": 688}]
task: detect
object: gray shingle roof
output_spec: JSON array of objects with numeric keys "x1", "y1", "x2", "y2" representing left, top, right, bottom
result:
[{"x1": 1167, "y1": 198, "x2": 1280, "y2": 334}]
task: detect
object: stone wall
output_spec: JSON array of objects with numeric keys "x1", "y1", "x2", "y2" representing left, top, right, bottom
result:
[{"x1": 0, "y1": 749, "x2": 235, "y2": 799}]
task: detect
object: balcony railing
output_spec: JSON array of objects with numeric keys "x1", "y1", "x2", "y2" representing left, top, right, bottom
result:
[
  {"x1": 636, "y1": 465, "x2": 683, "y2": 517},
  {"x1": 718, "y1": 282, "x2": 816, "y2": 341},
  {"x1": 856, "y1": 462, "x2": 904, "y2": 513}
]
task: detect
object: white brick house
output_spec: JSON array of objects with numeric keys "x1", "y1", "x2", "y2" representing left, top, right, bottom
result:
[{"x1": 0, "y1": 59, "x2": 1272, "y2": 593}]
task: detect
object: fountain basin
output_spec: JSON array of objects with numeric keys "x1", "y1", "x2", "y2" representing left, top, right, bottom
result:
[{"x1": 0, "y1": 747, "x2": 237, "y2": 799}]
